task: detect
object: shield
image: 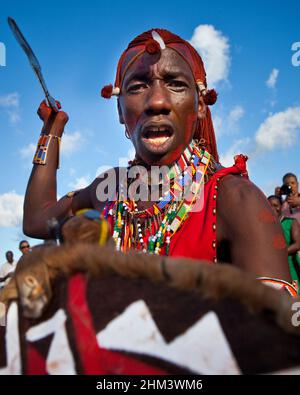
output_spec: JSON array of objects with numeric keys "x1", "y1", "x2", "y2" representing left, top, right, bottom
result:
[{"x1": 1, "y1": 242, "x2": 300, "y2": 375}]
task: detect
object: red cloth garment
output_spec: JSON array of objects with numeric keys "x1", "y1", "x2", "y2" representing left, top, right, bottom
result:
[
  {"x1": 169, "y1": 156, "x2": 248, "y2": 262},
  {"x1": 103, "y1": 155, "x2": 248, "y2": 262}
]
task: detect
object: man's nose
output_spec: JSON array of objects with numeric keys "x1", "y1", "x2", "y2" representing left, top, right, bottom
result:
[{"x1": 145, "y1": 80, "x2": 171, "y2": 115}]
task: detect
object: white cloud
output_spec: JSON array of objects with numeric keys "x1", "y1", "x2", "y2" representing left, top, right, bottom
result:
[
  {"x1": 0, "y1": 92, "x2": 21, "y2": 124},
  {"x1": 0, "y1": 92, "x2": 19, "y2": 107},
  {"x1": 20, "y1": 143, "x2": 36, "y2": 159},
  {"x1": 214, "y1": 105, "x2": 245, "y2": 137},
  {"x1": 213, "y1": 115, "x2": 223, "y2": 136},
  {"x1": 219, "y1": 138, "x2": 250, "y2": 167},
  {"x1": 266, "y1": 68, "x2": 279, "y2": 89},
  {"x1": 68, "y1": 176, "x2": 90, "y2": 190},
  {"x1": 255, "y1": 106, "x2": 300, "y2": 151},
  {"x1": 227, "y1": 106, "x2": 244, "y2": 129},
  {"x1": 7, "y1": 110, "x2": 21, "y2": 123},
  {"x1": 0, "y1": 191, "x2": 24, "y2": 227},
  {"x1": 189, "y1": 24, "x2": 230, "y2": 86},
  {"x1": 61, "y1": 131, "x2": 84, "y2": 155}
]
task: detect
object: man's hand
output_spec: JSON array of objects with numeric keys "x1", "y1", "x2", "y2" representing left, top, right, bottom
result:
[
  {"x1": 286, "y1": 194, "x2": 300, "y2": 208},
  {"x1": 37, "y1": 100, "x2": 69, "y2": 137},
  {"x1": 274, "y1": 186, "x2": 281, "y2": 196}
]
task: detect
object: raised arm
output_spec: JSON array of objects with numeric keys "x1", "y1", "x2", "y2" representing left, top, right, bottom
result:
[
  {"x1": 23, "y1": 101, "x2": 92, "y2": 239},
  {"x1": 217, "y1": 175, "x2": 291, "y2": 281}
]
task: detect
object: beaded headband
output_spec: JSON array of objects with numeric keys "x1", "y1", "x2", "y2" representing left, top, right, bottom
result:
[
  {"x1": 100, "y1": 28, "x2": 219, "y2": 161},
  {"x1": 101, "y1": 29, "x2": 217, "y2": 106}
]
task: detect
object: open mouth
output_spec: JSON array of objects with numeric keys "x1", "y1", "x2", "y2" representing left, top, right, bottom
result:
[{"x1": 142, "y1": 126, "x2": 174, "y2": 147}]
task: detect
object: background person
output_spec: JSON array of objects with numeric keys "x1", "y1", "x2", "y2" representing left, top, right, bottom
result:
[
  {"x1": 0, "y1": 251, "x2": 17, "y2": 288},
  {"x1": 268, "y1": 195, "x2": 300, "y2": 293},
  {"x1": 19, "y1": 240, "x2": 31, "y2": 255},
  {"x1": 275, "y1": 173, "x2": 300, "y2": 224}
]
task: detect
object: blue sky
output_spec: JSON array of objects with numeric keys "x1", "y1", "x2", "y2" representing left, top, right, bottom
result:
[{"x1": 0, "y1": 0, "x2": 300, "y2": 260}]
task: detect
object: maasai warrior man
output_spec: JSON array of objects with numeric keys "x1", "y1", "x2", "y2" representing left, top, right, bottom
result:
[{"x1": 23, "y1": 28, "x2": 292, "y2": 289}]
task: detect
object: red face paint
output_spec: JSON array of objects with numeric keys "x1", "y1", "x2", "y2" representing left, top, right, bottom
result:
[
  {"x1": 104, "y1": 28, "x2": 219, "y2": 162},
  {"x1": 273, "y1": 234, "x2": 286, "y2": 250},
  {"x1": 258, "y1": 209, "x2": 277, "y2": 223},
  {"x1": 118, "y1": 48, "x2": 199, "y2": 165}
]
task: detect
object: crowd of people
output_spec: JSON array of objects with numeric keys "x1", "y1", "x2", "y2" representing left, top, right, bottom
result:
[{"x1": 268, "y1": 173, "x2": 300, "y2": 292}]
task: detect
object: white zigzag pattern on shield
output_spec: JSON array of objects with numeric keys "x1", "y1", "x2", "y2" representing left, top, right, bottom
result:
[{"x1": 97, "y1": 300, "x2": 241, "y2": 374}]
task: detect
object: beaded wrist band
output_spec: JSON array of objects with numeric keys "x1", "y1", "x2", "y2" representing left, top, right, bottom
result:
[
  {"x1": 258, "y1": 277, "x2": 298, "y2": 297},
  {"x1": 33, "y1": 134, "x2": 61, "y2": 168}
]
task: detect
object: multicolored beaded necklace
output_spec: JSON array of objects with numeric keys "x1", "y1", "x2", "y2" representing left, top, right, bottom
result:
[{"x1": 103, "y1": 140, "x2": 211, "y2": 255}]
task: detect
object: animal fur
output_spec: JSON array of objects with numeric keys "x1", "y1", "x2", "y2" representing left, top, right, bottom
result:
[{"x1": 0, "y1": 242, "x2": 298, "y2": 335}]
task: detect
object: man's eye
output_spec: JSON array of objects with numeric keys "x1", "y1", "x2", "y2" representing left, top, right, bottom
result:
[
  {"x1": 127, "y1": 83, "x2": 147, "y2": 93},
  {"x1": 168, "y1": 80, "x2": 188, "y2": 90}
]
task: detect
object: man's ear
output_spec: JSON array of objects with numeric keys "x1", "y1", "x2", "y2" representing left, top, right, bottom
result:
[
  {"x1": 117, "y1": 99, "x2": 125, "y2": 124},
  {"x1": 197, "y1": 95, "x2": 207, "y2": 120}
]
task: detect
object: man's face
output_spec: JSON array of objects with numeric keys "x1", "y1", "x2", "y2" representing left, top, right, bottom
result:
[
  {"x1": 6, "y1": 252, "x2": 13, "y2": 263},
  {"x1": 20, "y1": 242, "x2": 30, "y2": 254},
  {"x1": 284, "y1": 176, "x2": 299, "y2": 196},
  {"x1": 268, "y1": 197, "x2": 282, "y2": 217},
  {"x1": 118, "y1": 48, "x2": 204, "y2": 165}
]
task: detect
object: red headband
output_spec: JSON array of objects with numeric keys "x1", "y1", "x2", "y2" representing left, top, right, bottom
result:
[{"x1": 101, "y1": 28, "x2": 219, "y2": 161}]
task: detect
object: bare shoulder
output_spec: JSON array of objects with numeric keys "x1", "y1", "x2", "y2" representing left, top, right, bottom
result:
[
  {"x1": 217, "y1": 174, "x2": 272, "y2": 236},
  {"x1": 216, "y1": 174, "x2": 290, "y2": 280},
  {"x1": 218, "y1": 174, "x2": 267, "y2": 208}
]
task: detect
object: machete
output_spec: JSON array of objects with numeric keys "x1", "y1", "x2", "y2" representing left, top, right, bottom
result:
[{"x1": 7, "y1": 17, "x2": 59, "y2": 112}]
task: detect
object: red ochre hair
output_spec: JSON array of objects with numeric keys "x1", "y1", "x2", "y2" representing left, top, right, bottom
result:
[{"x1": 101, "y1": 28, "x2": 219, "y2": 161}]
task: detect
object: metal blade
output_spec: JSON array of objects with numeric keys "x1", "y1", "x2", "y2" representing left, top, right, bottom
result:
[{"x1": 7, "y1": 17, "x2": 58, "y2": 112}]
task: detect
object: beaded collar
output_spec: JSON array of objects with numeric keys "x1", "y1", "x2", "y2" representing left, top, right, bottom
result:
[{"x1": 103, "y1": 140, "x2": 212, "y2": 255}]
